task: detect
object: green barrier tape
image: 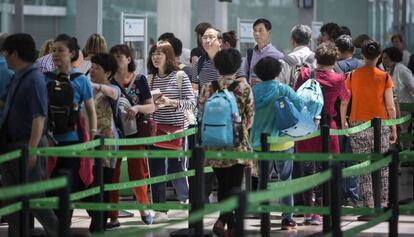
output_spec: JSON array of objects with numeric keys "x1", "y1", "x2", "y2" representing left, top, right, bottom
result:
[
  {"x1": 0, "y1": 150, "x2": 21, "y2": 165},
  {"x1": 342, "y1": 156, "x2": 391, "y2": 178},
  {"x1": 382, "y1": 114, "x2": 411, "y2": 126},
  {"x1": 399, "y1": 151, "x2": 414, "y2": 161},
  {"x1": 343, "y1": 210, "x2": 391, "y2": 237},
  {"x1": 400, "y1": 202, "x2": 414, "y2": 215},
  {"x1": 31, "y1": 140, "x2": 100, "y2": 156},
  {"x1": 253, "y1": 170, "x2": 331, "y2": 203},
  {"x1": 71, "y1": 187, "x2": 100, "y2": 201},
  {"x1": 399, "y1": 103, "x2": 414, "y2": 112},
  {"x1": 104, "y1": 128, "x2": 197, "y2": 146},
  {"x1": 267, "y1": 130, "x2": 320, "y2": 144},
  {"x1": 30, "y1": 200, "x2": 190, "y2": 211},
  {"x1": 330, "y1": 120, "x2": 372, "y2": 136},
  {"x1": 0, "y1": 202, "x2": 22, "y2": 217},
  {"x1": 105, "y1": 167, "x2": 213, "y2": 191},
  {"x1": 205, "y1": 151, "x2": 382, "y2": 161},
  {"x1": 0, "y1": 177, "x2": 67, "y2": 200},
  {"x1": 399, "y1": 133, "x2": 414, "y2": 142},
  {"x1": 248, "y1": 204, "x2": 329, "y2": 215},
  {"x1": 31, "y1": 149, "x2": 191, "y2": 159}
]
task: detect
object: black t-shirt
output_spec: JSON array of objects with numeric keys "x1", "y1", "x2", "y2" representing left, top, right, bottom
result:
[
  {"x1": 119, "y1": 74, "x2": 152, "y2": 105},
  {"x1": 190, "y1": 47, "x2": 207, "y2": 59}
]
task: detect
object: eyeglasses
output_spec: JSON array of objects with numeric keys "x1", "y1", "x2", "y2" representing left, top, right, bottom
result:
[
  {"x1": 202, "y1": 35, "x2": 217, "y2": 42},
  {"x1": 151, "y1": 52, "x2": 164, "y2": 58}
]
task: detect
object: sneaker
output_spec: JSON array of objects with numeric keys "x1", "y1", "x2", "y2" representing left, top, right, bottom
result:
[
  {"x1": 281, "y1": 218, "x2": 297, "y2": 230},
  {"x1": 105, "y1": 220, "x2": 120, "y2": 230},
  {"x1": 309, "y1": 214, "x2": 322, "y2": 225},
  {"x1": 141, "y1": 213, "x2": 153, "y2": 225},
  {"x1": 153, "y1": 212, "x2": 169, "y2": 223},
  {"x1": 303, "y1": 214, "x2": 313, "y2": 225}
]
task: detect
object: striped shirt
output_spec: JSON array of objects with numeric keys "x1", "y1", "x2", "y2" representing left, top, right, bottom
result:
[
  {"x1": 191, "y1": 57, "x2": 219, "y2": 90},
  {"x1": 149, "y1": 71, "x2": 195, "y2": 128}
]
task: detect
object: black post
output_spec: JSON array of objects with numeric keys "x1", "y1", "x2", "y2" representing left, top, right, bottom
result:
[
  {"x1": 235, "y1": 190, "x2": 247, "y2": 237},
  {"x1": 245, "y1": 167, "x2": 252, "y2": 192},
  {"x1": 19, "y1": 144, "x2": 29, "y2": 237},
  {"x1": 58, "y1": 170, "x2": 71, "y2": 237},
  {"x1": 372, "y1": 117, "x2": 382, "y2": 209},
  {"x1": 260, "y1": 133, "x2": 270, "y2": 237},
  {"x1": 321, "y1": 124, "x2": 331, "y2": 233},
  {"x1": 94, "y1": 136, "x2": 105, "y2": 232},
  {"x1": 330, "y1": 164, "x2": 342, "y2": 237},
  {"x1": 193, "y1": 146, "x2": 205, "y2": 237},
  {"x1": 388, "y1": 150, "x2": 399, "y2": 237}
]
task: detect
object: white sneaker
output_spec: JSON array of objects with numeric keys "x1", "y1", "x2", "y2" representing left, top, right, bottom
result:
[{"x1": 153, "y1": 211, "x2": 169, "y2": 223}]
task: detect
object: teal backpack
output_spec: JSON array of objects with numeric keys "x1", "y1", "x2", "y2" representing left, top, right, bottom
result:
[{"x1": 201, "y1": 81, "x2": 242, "y2": 147}]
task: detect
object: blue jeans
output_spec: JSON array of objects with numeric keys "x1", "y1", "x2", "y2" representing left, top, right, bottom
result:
[
  {"x1": 258, "y1": 147, "x2": 294, "y2": 220},
  {"x1": 339, "y1": 135, "x2": 359, "y2": 202},
  {"x1": 149, "y1": 149, "x2": 189, "y2": 205}
]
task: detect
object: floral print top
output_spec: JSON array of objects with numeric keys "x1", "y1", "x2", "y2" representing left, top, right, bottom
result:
[{"x1": 198, "y1": 75, "x2": 254, "y2": 168}]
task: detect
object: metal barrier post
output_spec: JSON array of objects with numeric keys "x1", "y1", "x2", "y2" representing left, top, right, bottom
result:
[
  {"x1": 171, "y1": 146, "x2": 211, "y2": 237},
  {"x1": 330, "y1": 164, "x2": 342, "y2": 237},
  {"x1": 389, "y1": 150, "x2": 399, "y2": 237},
  {"x1": 57, "y1": 170, "x2": 71, "y2": 237},
  {"x1": 19, "y1": 144, "x2": 29, "y2": 237},
  {"x1": 260, "y1": 133, "x2": 270, "y2": 237},
  {"x1": 372, "y1": 117, "x2": 382, "y2": 209},
  {"x1": 321, "y1": 124, "x2": 331, "y2": 233},
  {"x1": 95, "y1": 136, "x2": 105, "y2": 231},
  {"x1": 235, "y1": 190, "x2": 247, "y2": 237}
]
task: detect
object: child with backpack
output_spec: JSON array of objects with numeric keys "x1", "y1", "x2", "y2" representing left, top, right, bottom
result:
[
  {"x1": 294, "y1": 42, "x2": 350, "y2": 225},
  {"x1": 250, "y1": 56, "x2": 305, "y2": 230},
  {"x1": 198, "y1": 48, "x2": 254, "y2": 237},
  {"x1": 46, "y1": 34, "x2": 98, "y2": 222}
]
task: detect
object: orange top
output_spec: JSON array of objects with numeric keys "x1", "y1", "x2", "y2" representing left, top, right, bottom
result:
[{"x1": 346, "y1": 66, "x2": 394, "y2": 123}]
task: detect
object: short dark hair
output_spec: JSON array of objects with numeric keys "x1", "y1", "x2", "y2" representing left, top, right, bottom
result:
[
  {"x1": 320, "y1": 22, "x2": 340, "y2": 41},
  {"x1": 291, "y1": 24, "x2": 312, "y2": 46},
  {"x1": 254, "y1": 57, "x2": 282, "y2": 81},
  {"x1": 253, "y1": 18, "x2": 272, "y2": 31},
  {"x1": 54, "y1": 34, "x2": 80, "y2": 62},
  {"x1": 222, "y1": 31, "x2": 238, "y2": 48},
  {"x1": 353, "y1": 34, "x2": 371, "y2": 48},
  {"x1": 213, "y1": 48, "x2": 242, "y2": 76},
  {"x1": 168, "y1": 37, "x2": 182, "y2": 57},
  {"x1": 315, "y1": 41, "x2": 338, "y2": 66},
  {"x1": 90, "y1": 53, "x2": 118, "y2": 78},
  {"x1": 391, "y1": 34, "x2": 404, "y2": 43},
  {"x1": 361, "y1": 40, "x2": 381, "y2": 60},
  {"x1": 383, "y1": 47, "x2": 403, "y2": 63},
  {"x1": 195, "y1": 22, "x2": 212, "y2": 47},
  {"x1": 158, "y1": 32, "x2": 175, "y2": 42},
  {"x1": 338, "y1": 26, "x2": 352, "y2": 37},
  {"x1": 109, "y1": 44, "x2": 136, "y2": 72},
  {"x1": 2, "y1": 33, "x2": 37, "y2": 63},
  {"x1": 335, "y1": 35, "x2": 354, "y2": 53}
]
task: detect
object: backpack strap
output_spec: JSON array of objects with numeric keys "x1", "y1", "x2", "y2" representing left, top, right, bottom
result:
[
  {"x1": 70, "y1": 72, "x2": 83, "y2": 81},
  {"x1": 309, "y1": 68, "x2": 315, "y2": 80},
  {"x1": 179, "y1": 63, "x2": 186, "y2": 70},
  {"x1": 246, "y1": 48, "x2": 254, "y2": 82},
  {"x1": 228, "y1": 81, "x2": 240, "y2": 92}
]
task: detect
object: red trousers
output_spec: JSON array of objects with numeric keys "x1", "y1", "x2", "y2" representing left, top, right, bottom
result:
[{"x1": 108, "y1": 145, "x2": 150, "y2": 219}]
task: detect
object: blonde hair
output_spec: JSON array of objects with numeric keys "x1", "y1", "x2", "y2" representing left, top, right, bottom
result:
[
  {"x1": 83, "y1": 33, "x2": 107, "y2": 58},
  {"x1": 39, "y1": 39, "x2": 54, "y2": 57}
]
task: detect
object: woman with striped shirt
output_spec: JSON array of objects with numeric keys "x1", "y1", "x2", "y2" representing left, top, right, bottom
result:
[{"x1": 147, "y1": 43, "x2": 195, "y2": 223}]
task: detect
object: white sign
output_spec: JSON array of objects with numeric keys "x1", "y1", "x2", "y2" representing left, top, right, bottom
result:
[{"x1": 124, "y1": 18, "x2": 144, "y2": 37}]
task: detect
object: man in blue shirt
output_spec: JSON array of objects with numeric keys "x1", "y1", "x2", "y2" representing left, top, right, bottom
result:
[{"x1": 0, "y1": 33, "x2": 58, "y2": 237}]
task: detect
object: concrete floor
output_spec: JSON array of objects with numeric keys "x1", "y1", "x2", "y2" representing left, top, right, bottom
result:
[{"x1": 1, "y1": 209, "x2": 414, "y2": 237}]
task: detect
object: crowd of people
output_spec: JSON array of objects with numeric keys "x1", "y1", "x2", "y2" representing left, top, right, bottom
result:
[{"x1": 0, "y1": 18, "x2": 413, "y2": 237}]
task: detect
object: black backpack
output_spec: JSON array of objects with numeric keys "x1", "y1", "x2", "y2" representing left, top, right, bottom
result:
[{"x1": 44, "y1": 72, "x2": 83, "y2": 135}]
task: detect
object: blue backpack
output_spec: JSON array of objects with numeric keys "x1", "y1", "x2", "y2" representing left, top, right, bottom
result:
[
  {"x1": 201, "y1": 81, "x2": 242, "y2": 147},
  {"x1": 296, "y1": 69, "x2": 324, "y2": 120},
  {"x1": 274, "y1": 96, "x2": 301, "y2": 130}
]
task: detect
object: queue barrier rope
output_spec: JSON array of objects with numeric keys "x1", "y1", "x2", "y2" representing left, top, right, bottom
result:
[
  {"x1": 0, "y1": 202, "x2": 22, "y2": 218},
  {"x1": 0, "y1": 176, "x2": 67, "y2": 201},
  {"x1": 341, "y1": 210, "x2": 392, "y2": 237},
  {"x1": 0, "y1": 150, "x2": 21, "y2": 165}
]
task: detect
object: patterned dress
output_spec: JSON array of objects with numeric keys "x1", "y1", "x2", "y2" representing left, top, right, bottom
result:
[{"x1": 198, "y1": 75, "x2": 254, "y2": 168}]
